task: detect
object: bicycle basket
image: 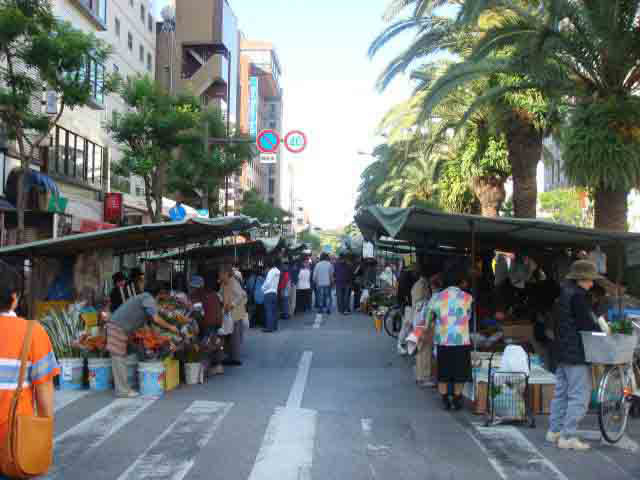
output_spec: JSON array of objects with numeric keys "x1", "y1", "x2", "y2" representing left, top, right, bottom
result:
[{"x1": 580, "y1": 332, "x2": 638, "y2": 365}]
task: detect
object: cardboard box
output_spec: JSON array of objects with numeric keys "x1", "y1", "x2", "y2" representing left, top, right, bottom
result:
[
  {"x1": 542, "y1": 384, "x2": 555, "y2": 414},
  {"x1": 163, "y1": 357, "x2": 180, "y2": 391}
]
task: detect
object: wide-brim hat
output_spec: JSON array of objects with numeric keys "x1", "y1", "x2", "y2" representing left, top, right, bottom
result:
[{"x1": 565, "y1": 260, "x2": 603, "y2": 281}]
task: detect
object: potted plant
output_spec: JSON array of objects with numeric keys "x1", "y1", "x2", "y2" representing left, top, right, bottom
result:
[{"x1": 41, "y1": 305, "x2": 86, "y2": 390}]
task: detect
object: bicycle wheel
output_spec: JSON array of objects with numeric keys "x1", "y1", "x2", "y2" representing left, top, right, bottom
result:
[
  {"x1": 384, "y1": 307, "x2": 403, "y2": 339},
  {"x1": 598, "y1": 366, "x2": 630, "y2": 444}
]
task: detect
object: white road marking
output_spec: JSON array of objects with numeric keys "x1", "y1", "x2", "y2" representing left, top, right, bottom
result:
[
  {"x1": 593, "y1": 450, "x2": 637, "y2": 480},
  {"x1": 361, "y1": 418, "x2": 372, "y2": 436},
  {"x1": 466, "y1": 423, "x2": 569, "y2": 480},
  {"x1": 46, "y1": 397, "x2": 157, "y2": 479},
  {"x1": 576, "y1": 429, "x2": 639, "y2": 453},
  {"x1": 248, "y1": 407, "x2": 317, "y2": 480},
  {"x1": 117, "y1": 401, "x2": 233, "y2": 480},
  {"x1": 286, "y1": 351, "x2": 313, "y2": 408},
  {"x1": 313, "y1": 313, "x2": 322, "y2": 329},
  {"x1": 360, "y1": 417, "x2": 391, "y2": 461},
  {"x1": 54, "y1": 390, "x2": 90, "y2": 412}
]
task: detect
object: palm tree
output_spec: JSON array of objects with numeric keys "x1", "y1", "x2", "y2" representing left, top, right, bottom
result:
[
  {"x1": 450, "y1": 0, "x2": 640, "y2": 231},
  {"x1": 370, "y1": 0, "x2": 547, "y2": 218}
]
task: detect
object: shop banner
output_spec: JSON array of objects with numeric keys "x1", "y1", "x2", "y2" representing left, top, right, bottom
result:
[
  {"x1": 249, "y1": 76, "x2": 259, "y2": 137},
  {"x1": 104, "y1": 192, "x2": 123, "y2": 224}
]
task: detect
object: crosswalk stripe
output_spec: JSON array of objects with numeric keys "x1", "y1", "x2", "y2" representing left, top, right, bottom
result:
[
  {"x1": 248, "y1": 407, "x2": 317, "y2": 480},
  {"x1": 467, "y1": 424, "x2": 569, "y2": 480},
  {"x1": 117, "y1": 401, "x2": 233, "y2": 480},
  {"x1": 45, "y1": 397, "x2": 157, "y2": 479},
  {"x1": 54, "y1": 390, "x2": 90, "y2": 412},
  {"x1": 286, "y1": 351, "x2": 313, "y2": 408}
]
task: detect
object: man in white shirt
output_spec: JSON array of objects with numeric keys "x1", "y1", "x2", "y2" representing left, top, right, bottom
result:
[
  {"x1": 261, "y1": 259, "x2": 281, "y2": 332},
  {"x1": 313, "y1": 253, "x2": 334, "y2": 314}
]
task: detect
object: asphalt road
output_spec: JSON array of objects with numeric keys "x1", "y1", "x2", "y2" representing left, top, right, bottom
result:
[{"x1": 52, "y1": 311, "x2": 640, "y2": 480}]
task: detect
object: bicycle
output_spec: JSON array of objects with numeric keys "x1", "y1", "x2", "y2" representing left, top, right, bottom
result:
[{"x1": 589, "y1": 324, "x2": 640, "y2": 443}]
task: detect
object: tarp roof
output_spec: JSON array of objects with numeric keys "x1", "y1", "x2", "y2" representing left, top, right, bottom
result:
[
  {"x1": 144, "y1": 236, "x2": 285, "y2": 261},
  {"x1": 355, "y1": 206, "x2": 640, "y2": 256},
  {"x1": 0, "y1": 216, "x2": 261, "y2": 258}
]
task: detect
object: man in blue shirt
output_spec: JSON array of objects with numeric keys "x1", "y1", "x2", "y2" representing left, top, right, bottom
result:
[{"x1": 169, "y1": 201, "x2": 186, "y2": 222}]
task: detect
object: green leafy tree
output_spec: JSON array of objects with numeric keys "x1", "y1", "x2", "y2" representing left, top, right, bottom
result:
[
  {"x1": 448, "y1": 0, "x2": 640, "y2": 231},
  {"x1": 168, "y1": 108, "x2": 251, "y2": 217},
  {"x1": 299, "y1": 229, "x2": 322, "y2": 253},
  {"x1": 0, "y1": 0, "x2": 114, "y2": 242},
  {"x1": 371, "y1": 0, "x2": 548, "y2": 219},
  {"x1": 106, "y1": 76, "x2": 200, "y2": 222},
  {"x1": 539, "y1": 188, "x2": 589, "y2": 227},
  {"x1": 240, "y1": 188, "x2": 290, "y2": 226}
]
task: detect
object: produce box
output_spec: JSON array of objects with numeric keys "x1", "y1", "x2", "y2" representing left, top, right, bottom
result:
[{"x1": 164, "y1": 357, "x2": 180, "y2": 391}]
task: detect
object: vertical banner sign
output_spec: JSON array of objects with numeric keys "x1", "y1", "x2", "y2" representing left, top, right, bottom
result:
[
  {"x1": 104, "y1": 192, "x2": 123, "y2": 224},
  {"x1": 249, "y1": 77, "x2": 259, "y2": 137}
]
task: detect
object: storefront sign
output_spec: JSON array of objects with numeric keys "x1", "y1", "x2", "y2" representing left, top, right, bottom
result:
[
  {"x1": 249, "y1": 76, "x2": 259, "y2": 137},
  {"x1": 104, "y1": 192, "x2": 123, "y2": 224},
  {"x1": 260, "y1": 153, "x2": 277, "y2": 164}
]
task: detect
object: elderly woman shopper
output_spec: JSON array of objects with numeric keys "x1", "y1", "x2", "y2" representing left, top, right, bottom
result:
[
  {"x1": 547, "y1": 260, "x2": 601, "y2": 451},
  {"x1": 0, "y1": 265, "x2": 59, "y2": 472},
  {"x1": 191, "y1": 272, "x2": 225, "y2": 376},
  {"x1": 219, "y1": 265, "x2": 248, "y2": 366},
  {"x1": 423, "y1": 269, "x2": 473, "y2": 410}
]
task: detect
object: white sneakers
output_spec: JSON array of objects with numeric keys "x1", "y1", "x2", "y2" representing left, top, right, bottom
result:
[
  {"x1": 117, "y1": 390, "x2": 139, "y2": 398},
  {"x1": 558, "y1": 437, "x2": 590, "y2": 451},
  {"x1": 546, "y1": 431, "x2": 590, "y2": 450},
  {"x1": 545, "y1": 431, "x2": 561, "y2": 444}
]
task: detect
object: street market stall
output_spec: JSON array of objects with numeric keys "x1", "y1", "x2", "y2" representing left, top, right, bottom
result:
[
  {"x1": 0, "y1": 215, "x2": 259, "y2": 395},
  {"x1": 355, "y1": 205, "x2": 640, "y2": 416}
]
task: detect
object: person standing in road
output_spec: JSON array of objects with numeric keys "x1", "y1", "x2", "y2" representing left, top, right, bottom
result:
[
  {"x1": 278, "y1": 261, "x2": 291, "y2": 320},
  {"x1": 191, "y1": 271, "x2": 225, "y2": 376},
  {"x1": 313, "y1": 253, "x2": 334, "y2": 314},
  {"x1": 0, "y1": 265, "x2": 59, "y2": 463},
  {"x1": 289, "y1": 259, "x2": 300, "y2": 317},
  {"x1": 296, "y1": 259, "x2": 312, "y2": 314},
  {"x1": 219, "y1": 265, "x2": 248, "y2": 366},
  {"x1": 334, "y1": 254, "x2": 353, "y2": 315},
  {"x1": 109, "y1": 271, "x2": 129, "y2": 313},
  {"x1": 108, "y1": 282, "x2": 178, "y2": 397},
  {"x1": 547, "y1": 260, "x2": 601, "y2": 451},
  {"x1": 262, "y1": 259, "x2": 281, "y2": 332},
  {"x1": 126, "y1": 267, "x2": 145, "y2": 298},
  {"x1": 246, "y1": 267, "x2": 266, "y2": 328}
]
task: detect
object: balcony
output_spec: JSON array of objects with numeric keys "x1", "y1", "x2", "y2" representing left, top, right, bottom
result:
[{"x1": 70, "y1": 0, "x2": 108, "y2": 31}]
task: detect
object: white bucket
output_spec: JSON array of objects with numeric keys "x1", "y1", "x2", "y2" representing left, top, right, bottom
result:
[
  {"x1": 125, "y1": 354, "x2": 139, "y2": 389},
  {"x1": 138, "y1": 361, "x2": 165, "y2": 396},
  {"x1": 88, "y1": 358, "x2": 113, "y2": 391},
  {"x1": 184, "y1": 363, "x2": 202, "y2": 385},
  {"x1": 59, "y1": 358, "x2": 84, "y2": 391}
]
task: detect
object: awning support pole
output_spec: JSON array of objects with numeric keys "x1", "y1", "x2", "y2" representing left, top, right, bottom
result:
[
  {"x1": 617, "y1": 241, "x2": 624, "y2": 318},
  {"x1": 470, "y1": 220, "x2": 478, "y2": 338}
]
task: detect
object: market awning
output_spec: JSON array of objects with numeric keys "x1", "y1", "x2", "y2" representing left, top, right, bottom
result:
[
  {"x1": 355, "y1": 206, "x2": 640, "y2": 260},
  {"x1": 0, "y1": 216, "x2": 261, "y2": 258},
  {"x1": 144, "y1": 236, "x2": 285, "y2": 261}
]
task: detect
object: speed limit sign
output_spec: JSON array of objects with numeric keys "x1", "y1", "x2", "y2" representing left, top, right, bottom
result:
[{"x1": 284, "y1": 130, "x2": 307, "y2": 153}]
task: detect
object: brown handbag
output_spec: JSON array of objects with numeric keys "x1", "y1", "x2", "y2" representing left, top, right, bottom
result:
[{"x1": 0, "y1": 320, "x2": 54, "y2": 479}]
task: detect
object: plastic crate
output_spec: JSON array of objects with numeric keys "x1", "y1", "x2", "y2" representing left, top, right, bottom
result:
[{"x1": 580, "y1": 332, "x2": 637, "y2": 365}]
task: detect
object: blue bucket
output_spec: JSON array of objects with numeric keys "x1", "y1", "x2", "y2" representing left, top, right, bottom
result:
[
  {"x1": 88, "y1": 358, "x2": 113, "y2": 391},
  {"x1": 138, "y1": 362, "x2": 165, "y2": 397},
  {"x1": 59, "y1": 358, "x2": 85, "y2": 391}
]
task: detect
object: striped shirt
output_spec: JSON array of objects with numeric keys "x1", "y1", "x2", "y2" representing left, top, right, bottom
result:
[{"x1": 0, "y1": 315, "x2": 60, "y2": 443}]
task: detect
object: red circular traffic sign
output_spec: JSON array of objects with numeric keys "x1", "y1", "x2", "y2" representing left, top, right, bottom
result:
[
  {"x1": 257, "y1": 129, "x2": 280, "y2": 153},
  {"x1": 284, "y1": 130, "x2": 307, "y2": 153}
]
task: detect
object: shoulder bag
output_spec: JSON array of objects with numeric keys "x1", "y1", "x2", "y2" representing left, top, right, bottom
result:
[{"x1": 0, "y1": 320, "x2": 54, "y2": 478}]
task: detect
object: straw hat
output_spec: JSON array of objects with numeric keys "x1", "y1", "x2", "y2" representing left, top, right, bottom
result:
[{"x1": 565, "y1": 260, "x2": 603, "y2": 281}]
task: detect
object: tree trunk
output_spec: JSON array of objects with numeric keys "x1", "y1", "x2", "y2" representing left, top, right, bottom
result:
[
  {"x1": 207, "y1": 192, "x2": 218, "y2": 219},
  {"x1": 505, "y1": 115, "x2": 542, "y2": 219},
  {"x1": 472, "y1": 176, "x2": 506, "y2": 218},
  {"x1": 594, "y1": 189, "x2": 628, "y2": 231},
  {"x1": 152, "y1": 161, "x2": 167, "y2": 223}
]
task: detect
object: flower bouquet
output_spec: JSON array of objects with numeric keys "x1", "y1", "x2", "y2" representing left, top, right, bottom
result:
[
  {"x1": 131, "y1": 327, "x2": 175, "y2": 361},
  {"x1": 73, "y1": 333, "x2": 109, "y2": 358}
]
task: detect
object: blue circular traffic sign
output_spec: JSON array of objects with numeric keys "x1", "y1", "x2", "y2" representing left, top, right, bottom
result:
[{"x1": 257, "y1": 129, "x2": 280, "y2": 153}]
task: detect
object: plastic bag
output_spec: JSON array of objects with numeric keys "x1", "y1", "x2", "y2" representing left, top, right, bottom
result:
[
  {"x1": 360, "y1": 289, "x2": 370, "y2": 305},
  {"x1": 218, "y1": 312, "x2": 234, "y2": 335},
  {"x1": 498, "y1": 345, "x2": 529, "y2": 374}
]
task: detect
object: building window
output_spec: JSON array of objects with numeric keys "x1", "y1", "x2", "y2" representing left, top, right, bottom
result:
[
  {"x1": 147, "y1": 53, "x2": 152, "y2": 72},
  {"x1": 270, "y1": 104, "x2": 276, "y2": 113},
  {"x1": 128, "y1": 32, "x2": 133, "y2": 51},
  {"x1": 49, "y1": 126, "x2": 104, "y2": 188},
  {"x1": 268, "y1": 178, "x2": 275, "y2": 194},
  {"x1": 148, "y1": 13, "x2": 153, "y2": 32},
  {"x1": 139, "y1": 45, "x2": 144, "y2": 63},
  {"x1": 140, "y1": 4, "x2": 145, "y2": 22},
  {"x1": 69, "y1": 56, "x2": 105, "y2": 106},
  {"x1": 113, "y1": 63, "x2": 119, "y2": 74},
  {"x1": 115, "y1": 17, "x2": 120, "y2": 37}
]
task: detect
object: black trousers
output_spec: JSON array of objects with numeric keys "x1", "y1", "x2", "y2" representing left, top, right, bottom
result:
[
  {"x1": 254, "y1": 303, "x2": 265, "y2": 327},
  {"x1": 296, "y1": 289, "x2": 312, "y2": 313}
]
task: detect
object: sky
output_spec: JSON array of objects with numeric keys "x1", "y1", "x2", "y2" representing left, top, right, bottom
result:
[{"x1": 153, "y1": 0, "x2": 414, "y2": 229}]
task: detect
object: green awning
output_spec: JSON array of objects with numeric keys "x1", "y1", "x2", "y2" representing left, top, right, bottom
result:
[
  {"x1": 0, "y1": 216, "x2": 261, "y2": 258},
  {"x1": 144, "y1": 236, "x2": 285, "y2": 261},
  {"x1": 355, "y1": 206, "x2": 640, "y2": 261}
]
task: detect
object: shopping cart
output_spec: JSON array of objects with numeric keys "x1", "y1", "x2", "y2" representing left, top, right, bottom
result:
[{"x1": 485, "y1": 348, "x2": 536, "y2": 428}]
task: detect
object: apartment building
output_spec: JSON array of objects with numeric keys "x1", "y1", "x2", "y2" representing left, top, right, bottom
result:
[{"x1": 240, "y1": 39, "x2": 284, "y2": 208}]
